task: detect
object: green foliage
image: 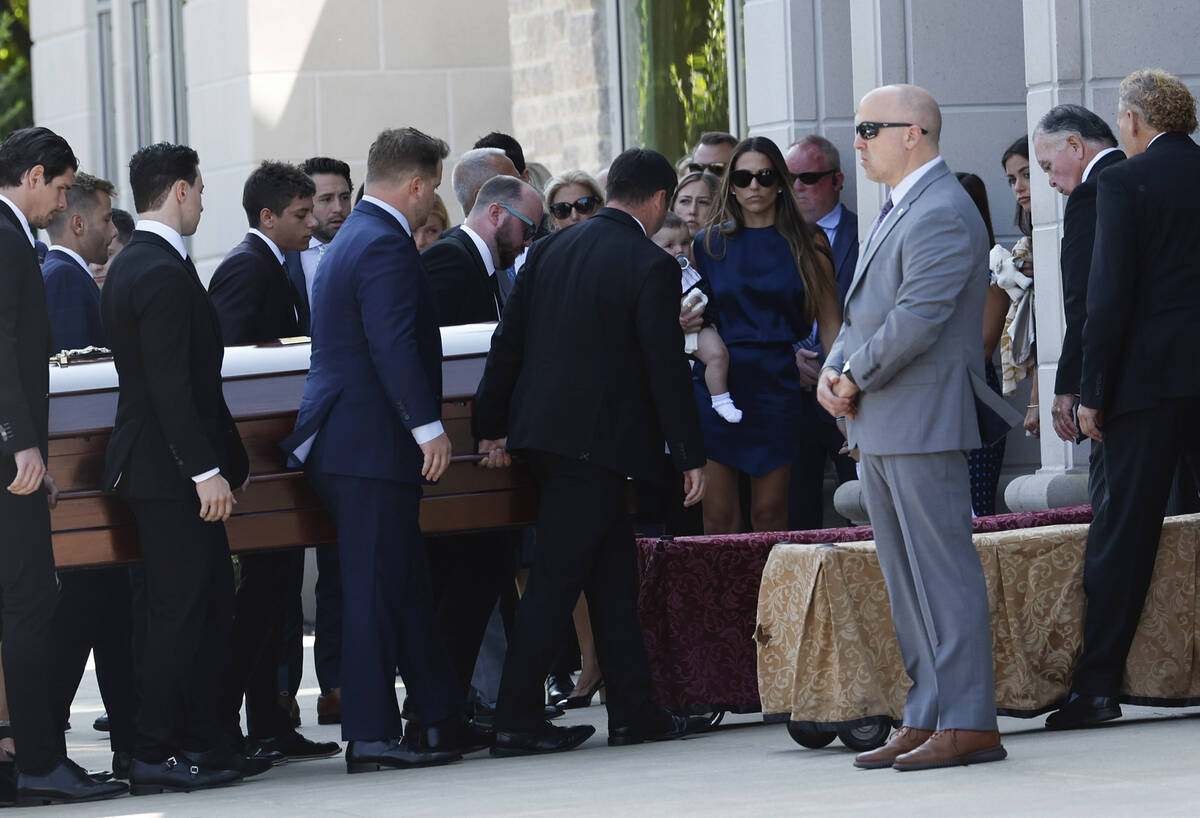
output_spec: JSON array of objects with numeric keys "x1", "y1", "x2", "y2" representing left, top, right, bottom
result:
[
  {"x1": 633, "y1": 0, "x2": 730, "y2": 161},
  {"x1": 0, "y1": 0, "x2": 32, "y2": 138}
]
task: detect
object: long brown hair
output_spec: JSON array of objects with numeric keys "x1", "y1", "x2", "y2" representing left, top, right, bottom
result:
[{"x1": 703, "y1": 136, "x2": 834, "y2": 326}]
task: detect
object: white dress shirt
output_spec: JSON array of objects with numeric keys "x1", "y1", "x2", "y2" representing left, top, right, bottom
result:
[
  {"x1": 888, "y1": 155, "x2": 944, "y2": 210},
  {"x1": 0, "y1": 193, "x2": 35, "y2": 247},
  {"x1": 358, "y1": 195, "x2": 443, "y2": 446},
  {"x1": 46, "y1": 244, "x2": 90, "y2": 274},
  {"x1": 299, "y1": 236, "x2": 326, "y2": 306},
  {"x1": 1082, "y1": 147, "x2": 1120, "y2": 183},
  {"x1": 248, "y1": 227, "x2": 286, "y2": 264},
  {"x1": 459, "y1": 223, "x2": 496, "y2": 277}
]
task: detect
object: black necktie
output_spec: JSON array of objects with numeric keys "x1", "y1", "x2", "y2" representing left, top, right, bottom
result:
[{"x1": 488, "y1": 271, "x2": 503, "y2": 319}]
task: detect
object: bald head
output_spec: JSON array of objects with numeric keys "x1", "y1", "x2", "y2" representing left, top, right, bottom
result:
[{"x1": 854, "y1": 84, "x2": 942, "y2": 187}]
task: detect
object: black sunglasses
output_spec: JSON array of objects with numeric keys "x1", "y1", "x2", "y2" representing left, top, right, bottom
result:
[
  {"x1": 687, "y1": 161, "x2": 728, "y2": 175},
  {"x1": 791, "y1": 168, "x2": 838, "y2": 185},
  {"x1": 729, "y1": 168, "x2": 780, "y2": 189},
  {"x1": 549, "y1": 196, "x2": 600, "y2": 220},
  {"x1": 855, "y1": 121, "x2": 930, "y2": 140}
]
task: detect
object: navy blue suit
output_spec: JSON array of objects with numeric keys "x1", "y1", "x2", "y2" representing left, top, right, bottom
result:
[
  {"x1": 829, "y1": 205, "x2": 859, "y2": 305},
  {"x1": 41, "y1": 248, "x2": 104, "y2": 352},
  {"x1": 283, "y1": 200, "x2": 458, "y2": 739}
]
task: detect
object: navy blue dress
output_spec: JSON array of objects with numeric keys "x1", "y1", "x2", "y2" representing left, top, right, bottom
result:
[{"x1": 692, "y1": 226, "x2": 809, "y2": 476}]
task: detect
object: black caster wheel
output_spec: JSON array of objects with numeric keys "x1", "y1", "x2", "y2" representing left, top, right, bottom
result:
[
  {"x1": 706, "y1": 710, "x2": 726, "y2": 729},
  {"x1": 836, "y1": 718, "x2": 891, "y2": 751},
  {"x1": 786, "y1": 721, "x2": 837, "y2": 749}
]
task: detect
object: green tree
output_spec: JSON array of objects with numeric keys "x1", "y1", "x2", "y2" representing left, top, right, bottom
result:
[
  {"x1": 634, "y1": 0, "x2": 730, "y2": 161},
  {"x1": 0, "y1": 0, "x2": 32, "y2": 138}
]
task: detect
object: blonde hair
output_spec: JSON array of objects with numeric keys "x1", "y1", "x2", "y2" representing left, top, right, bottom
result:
[
  {"x1": 544, "y1": 170, "x2": 604, "y2": 206},
  {"x1": 1119, "y1": 69, "x2": 1198, "y2": 134}
]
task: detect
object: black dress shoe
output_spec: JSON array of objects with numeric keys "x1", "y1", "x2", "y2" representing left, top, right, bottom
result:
[
  {"x1": 546, "y1": 704, "x2": 566, "y2": 720},
  {"x1": 245, "y1": 743, "x2": 287, "y2": 766},
  {"x1": 93, "y1": 714, "x2": 111, "y2": 732},
  {"x1": 609, "y1": 711, "x2": 710, "y2": 746},
  {"x1": 409, "y1": 716, "x2": 493, "y2": 754},
  {"x1": 129, "y1": 756, "x2": 242, "y2": 795},
  {"x1": 491, "y1": 721, "x2": 596, "y2": 757},
  {"x1": 546, "y1": 673, "x2": 573, "y2": 707},
  {"x1": 16, "y1": 757, "x2": 128, "y2": 806},
  {"x1": 189, "y1": 747, "x2": 274, "y2": 777},
  {"x1": 344, "y1": 738, "x2": 461, "y2": 773},
  {"x1": 1045, "y1": 693, "x2": 1122, "y2": 730},
  {"x1": 250, "y1": 730, "x2": 341, "y2": 761}
]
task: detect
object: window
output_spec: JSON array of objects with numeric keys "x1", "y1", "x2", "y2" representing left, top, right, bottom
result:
[
  {"x1": 617, "y1": 0, "x2": 742, "y2": 162},
  {"x1": 167, "y1": 0, "x2": 187, "y2": 141},
  {"x1": 97, "y1": 2, "x2": 117, "y2": 179},
  {"x1": 131, "y1": 0, "x2": 152, "y2": 146}
]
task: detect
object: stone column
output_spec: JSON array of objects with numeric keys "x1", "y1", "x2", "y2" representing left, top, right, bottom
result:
[
  {"x1": 1005, "y1": 0, "x2": 1200, "y2": 510},
  {"x1": 743, "y1": 0, "x2": 858, "y2": 208}
]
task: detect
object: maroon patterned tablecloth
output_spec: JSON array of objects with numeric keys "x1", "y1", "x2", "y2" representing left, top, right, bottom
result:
[{"x1": 636, "y1": 505, "x2": 1093, "y2": 714}]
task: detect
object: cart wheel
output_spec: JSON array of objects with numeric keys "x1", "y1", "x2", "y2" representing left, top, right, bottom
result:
[
  {"x1": 786, "y1": 721, "x2": 837, "y2": 749},
  {"x1": 706, "y1": 710, "x2": 726, "y2": 729},
  {"x1": 836, "y1": 718, "x2": 891, "y2": 751}
]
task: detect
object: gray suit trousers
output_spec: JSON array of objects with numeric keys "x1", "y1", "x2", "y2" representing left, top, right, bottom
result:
[{"x1": 859, "y1": 451, "x2": 998, "y2": 730}]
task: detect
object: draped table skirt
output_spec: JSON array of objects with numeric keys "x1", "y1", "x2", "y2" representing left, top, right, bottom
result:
[{"x1": 755, "y1": 513, "x2": 1200, "y2": 728}]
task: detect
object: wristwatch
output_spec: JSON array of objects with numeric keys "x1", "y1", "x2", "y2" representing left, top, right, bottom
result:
[{"x1": 842, "y1": 361, "x2": 858, "y2": 386}]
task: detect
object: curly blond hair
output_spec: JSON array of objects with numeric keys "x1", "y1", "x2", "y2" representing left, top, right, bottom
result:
[{"x1": 1119, "y1": 69, "x2": 1198, "y2": 134}]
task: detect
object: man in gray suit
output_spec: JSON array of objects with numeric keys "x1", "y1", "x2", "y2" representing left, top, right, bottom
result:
[{"x1": 818, "y1": 84, "x2": 1019, "y2": 772}]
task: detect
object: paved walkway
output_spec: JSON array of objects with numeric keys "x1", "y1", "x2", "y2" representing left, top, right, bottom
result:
[{"x1": 44, "y1": 641, "x2": 1200, "y2": 817}]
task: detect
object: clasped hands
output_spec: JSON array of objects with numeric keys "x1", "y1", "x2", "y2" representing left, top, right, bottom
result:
[{"x1": 817, "y1": 367, "x2": 860, "y2": 419}]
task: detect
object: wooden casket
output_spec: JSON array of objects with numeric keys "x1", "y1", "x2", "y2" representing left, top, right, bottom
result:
[{"x1": 47, "y1": 323, "x2": 536, "y2": 568}]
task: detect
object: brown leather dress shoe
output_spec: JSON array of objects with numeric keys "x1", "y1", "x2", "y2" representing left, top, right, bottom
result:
[
  {"x1": 853, "y1": 726, "x2": 932, "y2": 769},
  {"x1": 892, "y1": 729, "x2": 1006, "y2": 771},
  {"x1": 317, "y1": 689, "x2": 342, "y2": 725}
]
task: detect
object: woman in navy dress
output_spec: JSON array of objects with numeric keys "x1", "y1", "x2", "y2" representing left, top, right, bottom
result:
[{"x1": 693, "y1": 137, "x2": 842, "y2": 533}]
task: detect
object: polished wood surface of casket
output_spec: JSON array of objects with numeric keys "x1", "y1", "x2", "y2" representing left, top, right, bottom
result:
[{"x1": 48, "y1": 325, "x2": 537, "y2": 568}]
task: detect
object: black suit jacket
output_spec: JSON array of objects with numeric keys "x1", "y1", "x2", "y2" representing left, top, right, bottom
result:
[
  {"x1": 1082, "y1": 133, "x2": 1200, "y2": 418},
  {"x1": 474, "y1": 207, "x2": 705, "y2": 481},
  {"x1": 283, "y1": 249, "x2": 310, "y2": 336},
  {"x1": 0, "y1": 202, "x2": 53, "y2": 463},
  {"x1": 100, "y1": 230, "x2": 248, "y2": 499},
  {"x1": 207, "y1": 232, "x2": 300, "y2": 344},
  {"x1": 1054, "y1": 148, "x2": 1125, "y2": 396},
  {"x1": 422, "y1": 225, "x2": 501, "y2": 326}
]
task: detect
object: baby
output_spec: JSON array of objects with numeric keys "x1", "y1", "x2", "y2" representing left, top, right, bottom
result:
[{"x1": 652, "y1": 214, "x2": 742, "y2": 424}]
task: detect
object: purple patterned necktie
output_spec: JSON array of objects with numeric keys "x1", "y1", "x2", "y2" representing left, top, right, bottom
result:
[{"x1": 868, "y1": 196, "x2": 894, "y2": 244}]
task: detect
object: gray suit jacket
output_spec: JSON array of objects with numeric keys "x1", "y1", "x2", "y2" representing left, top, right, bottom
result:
[{"x1": 826, "y1": 159, "x2": 1019, "y2": 456}]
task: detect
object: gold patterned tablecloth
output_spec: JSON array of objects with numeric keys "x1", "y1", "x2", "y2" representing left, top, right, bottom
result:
[{"x1": 755, "y1": 514, "x2": 1200, "y2": 723}]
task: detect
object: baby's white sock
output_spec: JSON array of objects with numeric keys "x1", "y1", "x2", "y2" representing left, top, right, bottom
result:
[{"x1": 711, "y1": 392, "x2": 743, "y2": 423}]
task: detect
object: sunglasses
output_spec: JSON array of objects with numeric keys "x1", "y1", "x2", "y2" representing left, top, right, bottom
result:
[
  {"x1": 495, "y1": 202, "x2": 537, "y2": 241},
  {"x1": 548, "y1": 196, "x2": 600, "y2": 220},
  {"x1": 854, "y1": 121, "x2": 930, "y2": 140},
  {"x1": 687, "y1": 161, "x2": 728, "y2": 175},
  {"x1": 791, "y1": 168, "x2": 838, "y2": 185},
  {"x1": 729, "y1": 168, "x2": 780, "y2": 189}
]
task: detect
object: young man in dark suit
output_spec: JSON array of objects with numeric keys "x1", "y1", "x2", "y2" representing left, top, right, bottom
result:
[
  {"x1": 278, "y1": 156, "x2": 354, "y2": 728},
  {"x1": 283, "y1": 127, "x2": 467, "y2": 773},
  {"x1": 474, "y1": 148, "x2": 709, "y2": 757},
  {"x1": 100, "y1": 143, "x2": 258, "y2": 792},
  {"x1": 41, "y1": 170, "x2": 140, "y2": 780},
  {"x1": 1050, "y1": 70, "x2": 1200, "y2": 730},
  {"x1": 41, "y1": 172, "x2": 117, "y2": 352},
  {"x1": 206, "y1": 162, "x2": 337, "y2": 765},
  {"x1": 0, "y1": 127, "x2": 127, "y2": 806}
]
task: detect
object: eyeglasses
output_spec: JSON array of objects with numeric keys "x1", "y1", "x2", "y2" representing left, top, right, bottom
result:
[
  {"x1": 854, "y1": 122, "x2": 929, "y2": 140},
  {"x1": 687, "y1": 161, "x2": 728, "y2": 175},
  {"x1": 548, "y1": 196, "x2": 600, "y2": 220},
  {"x1": 729, "y1": 168, "x2": 780, "y2": 189},
  {"x1": 790, "y1": 168, "x2": 838, "y2": 185},
  {"x1": 495, "y1": 202, "x2": 537, "y2": 241}
]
